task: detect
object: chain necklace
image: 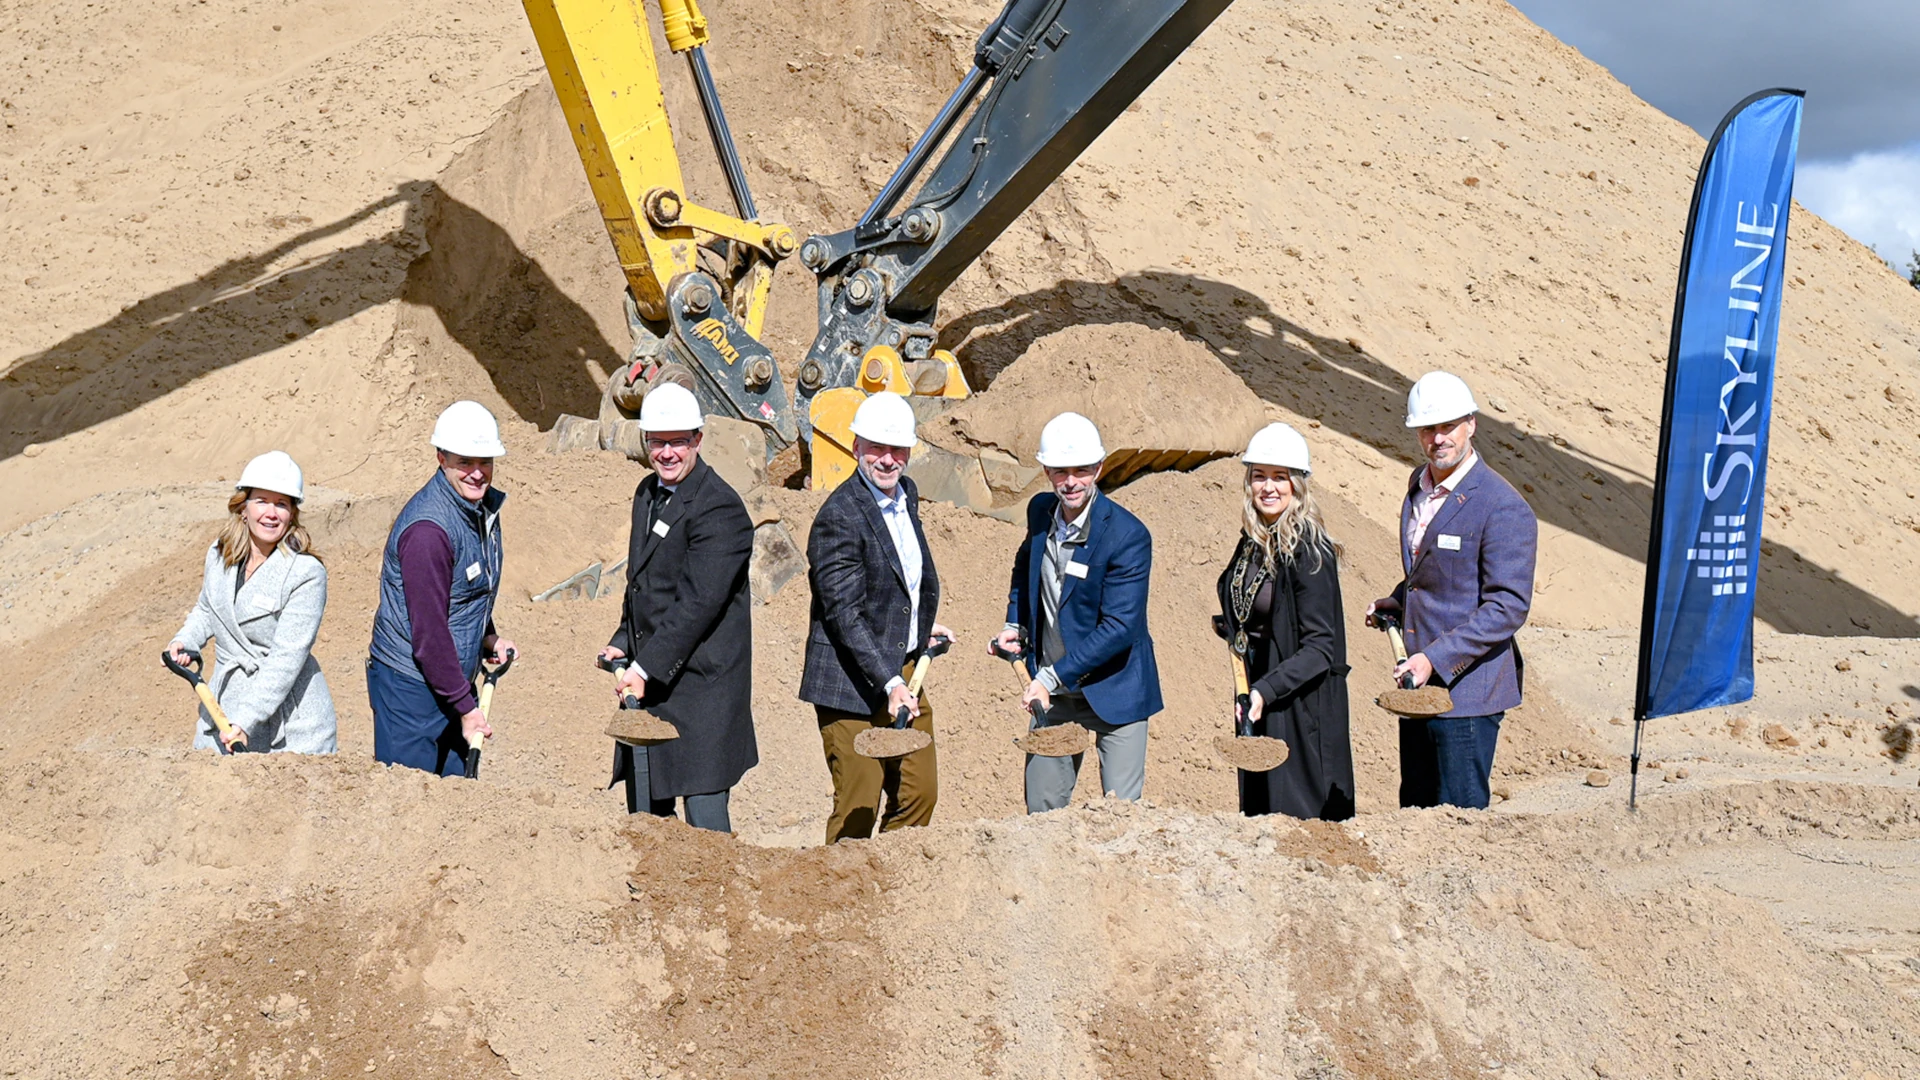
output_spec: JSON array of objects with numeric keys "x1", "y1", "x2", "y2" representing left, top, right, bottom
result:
[{"x1": 1227, "y1": 535, "x2": 1271, "y2": 657}]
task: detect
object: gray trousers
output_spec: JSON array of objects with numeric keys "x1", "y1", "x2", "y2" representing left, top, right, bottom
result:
[
  {"x1": 620, "y1": 742, "x2": 732, "y2": 833},
  {"x1": 1024, "y1": 694, "x2": 1148, "y2": 813}
]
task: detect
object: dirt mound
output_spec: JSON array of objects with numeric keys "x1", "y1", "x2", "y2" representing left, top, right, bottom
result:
[
  {"x1": 931, "y1": 323, "x2": 1270, "y2": 465},
  {"x1": 5, "y1": 747, "x2": 1918, "y2": 1078}
]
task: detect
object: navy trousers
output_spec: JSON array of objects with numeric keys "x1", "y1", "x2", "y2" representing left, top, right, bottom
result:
[
  {"x1": 1398, "y1": 712, "x2": 1504, "y2": 810},
  {"x1": 368, "y1": 659, "x2": 469, "y2": 778},
  {"x1": 618, "y1": 742, "x2": 732, "y2": 833}
]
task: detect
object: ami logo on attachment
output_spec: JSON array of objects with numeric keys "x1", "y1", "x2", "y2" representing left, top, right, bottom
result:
[{"x1": 691, "y1": 318, "x2": 741, "y2": 366}]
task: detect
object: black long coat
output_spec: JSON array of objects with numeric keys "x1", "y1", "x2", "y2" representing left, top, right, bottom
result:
[
  {"x1": 606, "y1": 458, "x2": 758, "y2": 798},
  {"x1": 1215, "y1": 533, "x2": 1354, "y2": 820},
  {"x1": 798, "y1": 474, "x2": 940, "y2": 716}
]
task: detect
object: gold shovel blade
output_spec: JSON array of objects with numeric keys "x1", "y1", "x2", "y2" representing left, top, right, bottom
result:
[
  {"x1": 854, "y1": 726, "x2": 932, "y2": 759},
  {"x1": 1213, "y1": 734, "x2": 1290, "y2": 772},
  {"x1": 1376, "y1": 685, "x2": 1454, "y2": 718}
]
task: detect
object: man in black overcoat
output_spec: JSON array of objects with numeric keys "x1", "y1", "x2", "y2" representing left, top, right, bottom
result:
[{"x1": 599, "y1": 384, "x2": 757, "y2": 832}]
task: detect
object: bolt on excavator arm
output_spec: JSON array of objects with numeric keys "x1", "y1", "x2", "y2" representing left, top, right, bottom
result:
[{"x1": 520, "y1": 0, "x2": 799, "y2": 451}]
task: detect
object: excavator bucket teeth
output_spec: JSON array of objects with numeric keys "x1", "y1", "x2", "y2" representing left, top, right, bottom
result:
[{"x1": 1098, "y1": 448, "x2": 1231, "y2": 488}]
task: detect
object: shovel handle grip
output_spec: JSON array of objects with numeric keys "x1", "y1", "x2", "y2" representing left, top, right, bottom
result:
[
  {"x1": 893, "y1": 705, "x2": 912, "y2": 729},
  {"x1": 482, "y1": 647, "x2": 516, "y2": 684},
  {"x1": 162, "y1": 648, "x2": 204, "y2": 683},
  {"x1": 619, "y1": 693, "x2": 643, "y2": 711}
]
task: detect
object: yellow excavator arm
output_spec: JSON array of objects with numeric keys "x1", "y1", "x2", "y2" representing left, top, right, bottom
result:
[{"x1": 521, "y1": 0, "x2": 800, "y2": 445}]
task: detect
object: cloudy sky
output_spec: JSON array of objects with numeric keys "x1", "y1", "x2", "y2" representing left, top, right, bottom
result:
[{"x1": 1508, "y1": 0, "x2": 1920, "y2": 274}]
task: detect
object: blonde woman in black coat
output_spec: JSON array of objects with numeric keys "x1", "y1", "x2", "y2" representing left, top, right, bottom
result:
[{"x1": 1214, "y1": 424, "x2": 1354, "y2": 820}]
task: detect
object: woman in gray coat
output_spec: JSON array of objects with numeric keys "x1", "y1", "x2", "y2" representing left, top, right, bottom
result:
[{"x1": 167, "y1": 452, "x2": 337, "y2": 753}]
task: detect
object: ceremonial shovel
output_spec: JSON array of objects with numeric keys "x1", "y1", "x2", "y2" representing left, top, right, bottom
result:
[
  {"x1": 463, "y1": 649, "x2": 515, "y2": 779},
  {"x1": 1375, "y1": 615, "x2": 1453, "y2": 717},
  {"x1": 1212, "y1": 647, "x2": 1291, "y2": 773},
  {"x1": 597, "y1": 654, "x2": 679, "y2": 746},
  {"x1": 991, "y1": 631, "x2": 1091, "y2": 758},
  {"x1": 162, "y1": 649, "x2": 247, "y2": 753},
  {"x1": 854, "y1": 635, "x2": 951, "y2": 760}
]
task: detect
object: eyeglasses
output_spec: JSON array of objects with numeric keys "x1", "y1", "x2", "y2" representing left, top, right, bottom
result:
[{"x1": 645, "y1": 437, "x2": 695, "y2": 452}]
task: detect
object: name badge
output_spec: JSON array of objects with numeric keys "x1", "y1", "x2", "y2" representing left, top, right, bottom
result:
[
  {"x1": 1064, "y1": 561, "x2": 1089, "y2": 579},
  {"x1": 652, "y1": 518, "x2": 672, "y2": 538},
  {"x1": 1437, "y1": 534, "x2": 1462, "y2": 551},
  {"x1": 465, "y1": 562, "x2": 482, "y2": 581}
]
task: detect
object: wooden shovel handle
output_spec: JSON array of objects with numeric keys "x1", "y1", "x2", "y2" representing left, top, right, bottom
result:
[
  {"x1": 1386, "y1": 623, "x2": 1411, "y2": 664},
  {"x1": 194, "y1": 682, "x2": 247, "y2": 751},
  {"x1": 905, "y1": 651, "x2": 934, "y2": 697}
]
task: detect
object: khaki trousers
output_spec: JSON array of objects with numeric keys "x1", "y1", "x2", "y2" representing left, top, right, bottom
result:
[{"x1": 816, "y1": 663, "x2": 938, "y2": 843}]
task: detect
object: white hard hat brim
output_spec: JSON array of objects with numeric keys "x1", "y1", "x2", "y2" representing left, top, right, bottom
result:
[
  {"x1": 1241, "y1": 457, "x2": 1310, "y2": 475},
  {"x1": 1403, "y1": 410, "x2": 1475, "y2": 429},
  {"x1": 1035, "y1": 449, "x2": 1106, "y2": 468},
  {"x1": 850, "y1": 430, "x2": 920, "y2": 449},
  {"x1": 434, "y1": 436, "x2": 508, "y2": 457},
  {"x1": 236, "y1": 482, "x2": 304, "y2": 503}
]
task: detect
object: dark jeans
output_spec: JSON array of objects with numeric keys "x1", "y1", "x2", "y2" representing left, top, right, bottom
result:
[
  {"x1": 368, "y1": 659, "x2": 469, "y2": 778},
  {"x1": 619, "y1": 742, "x2": 732, "y2": 833},
  {"x1": 1399, "y1": 712, "x2": 1504, "y2": 810}
]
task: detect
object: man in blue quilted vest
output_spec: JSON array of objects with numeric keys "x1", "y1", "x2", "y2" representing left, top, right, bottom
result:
[{"x1": 367, "y1": 401, "x2": 519, "y2": 776}]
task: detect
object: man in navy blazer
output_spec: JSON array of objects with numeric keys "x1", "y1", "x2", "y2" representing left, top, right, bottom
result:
[
  {"x1": 1369, "y1": 372, "x2": 1538, "y2": 810},
  {"x1": 994, "y1": 413, "x2": 1163, "y2": 813}
]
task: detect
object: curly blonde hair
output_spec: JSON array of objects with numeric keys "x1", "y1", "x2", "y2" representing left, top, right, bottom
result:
[
  {"x1": 1241, "y1": 466, "x2": 1339, "y2": 573},
  {"x1": 216, "y1": 489, "x2": 320, "y2": 568}
]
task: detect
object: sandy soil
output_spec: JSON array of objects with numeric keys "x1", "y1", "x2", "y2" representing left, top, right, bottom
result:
[{"x1": 3, "y1": 0, "x2": 1920, "y2": 1076}]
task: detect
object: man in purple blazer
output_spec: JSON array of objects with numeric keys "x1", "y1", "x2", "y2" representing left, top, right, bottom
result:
[{"x1": 1368, "y1": 372, "x2": 1538, "y2": 810}]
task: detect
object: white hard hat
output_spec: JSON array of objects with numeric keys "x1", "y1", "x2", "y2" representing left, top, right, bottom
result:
[
  {"x1": 1035, "y1": 412, "x2": 1106, "y2": 468},
  {"x1": 1404, "y1": 371, "x2": 1479, "y2": 428},
  {"x1": 847, "y1": 391, "x2": 919, "y2": 448},
  {"x1": 236, "y1": 450, "x2": 305, "y2": 503},
  {"x1": 431, "y1": 400, "x2": 507, "y2": 457},
  {"x1": 1242, "y1": 423, "x2": 1311, "y2": 475},
  {"x1": 637, "y1": 383, "x2": 705, "y2": 432}
]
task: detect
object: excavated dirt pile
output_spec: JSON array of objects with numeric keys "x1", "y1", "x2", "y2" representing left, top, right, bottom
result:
[
  {"x1": 4, "y1": 0, "x2": 1920, "y2": 1076},
  {"x1": 931, "y1": 323, "x2": 1270, "y2": 464}
]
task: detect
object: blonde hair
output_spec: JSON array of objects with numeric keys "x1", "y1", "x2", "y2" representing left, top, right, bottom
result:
[
  {"x1": 216, "y1": 489, "x2": 321, "y2": 567},
  {"x1": 1242, "y1": 466, "x2": 1339, "y2": 573}
]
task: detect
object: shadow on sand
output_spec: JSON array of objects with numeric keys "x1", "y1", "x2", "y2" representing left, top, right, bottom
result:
[
  {"x1": 0, "y1": 181, "x2": 620, "y2": 463},
  {"x1": 939, "y1": 271, "x2": 1911, "y2": 638}
]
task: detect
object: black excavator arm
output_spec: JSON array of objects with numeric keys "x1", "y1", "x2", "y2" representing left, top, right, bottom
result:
[{"x1": 793, "y1": 0, "x2": 1238, "y2": 444}]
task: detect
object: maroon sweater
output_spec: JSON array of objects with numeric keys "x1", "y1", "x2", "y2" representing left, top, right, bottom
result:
[{"x1": 397, "y1": 520, "x2": 494, "y2": 715}]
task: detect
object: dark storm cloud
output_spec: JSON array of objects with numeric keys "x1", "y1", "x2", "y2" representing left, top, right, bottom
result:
[{"x1": 1507, "y1": 0, "x2": 1920, "y2": 159}]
